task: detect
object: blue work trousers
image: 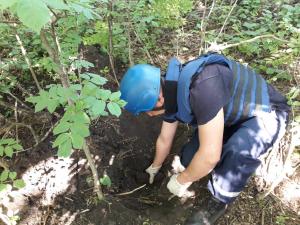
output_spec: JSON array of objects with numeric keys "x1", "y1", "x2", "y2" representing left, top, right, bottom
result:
[{"x1": 180, "y1": 110, "x2": 288, "y2": 203}]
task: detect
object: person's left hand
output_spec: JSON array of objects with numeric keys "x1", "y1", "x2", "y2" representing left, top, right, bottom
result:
[{"x1": 167, "y1": 174, "x2": 192, "y2": 197}]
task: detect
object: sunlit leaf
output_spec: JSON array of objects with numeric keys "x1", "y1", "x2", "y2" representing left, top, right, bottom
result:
[
  {"x1": 17, "y1": 0, "x2": 51, "y2": 33},
  {"x1": 58, "y1": 138, "x2": 72, "y2": 157},
  {"x1": 0, "y1": 170, "x2": 9, "y2": 182},
  {"x1": 71, "y1": 132, "x2": 84, "y2": 149},
  {"x1": 43, "y1": 0, "x2": 69, "y2": 10},
  {"x1": 70, "y1": 123, "x2": 90, "y2": 138},
  {"x1": 13, "y1": 179, "x2": 26, "y2": 189},
  {"x1": 9, "y1": 171, "x2": 17, "y2": 180},
  {"x1": 107, "y1": 102, "x2": 121, "y2": 117},
  {"x1": 53, "y1": 133, "x2": 70, "y2": 148},
  {"x1": 0, "y1": 0, "x2": 18, "y2": 10},
  {"x1": 53, "y1": 121, "x2": 71, "y2": 135},
  {"x1": 109, "y1": 91, "x2": 121, "y2": 101},
  {"x1": 0, "y1": 183, "x2": 7, "y2": 192},
  {"x1": 91, "y1": 100, "x2": 106, "y2": 115},
  {"x1": 4, "y1": 146, "x2": 13, "y2": 158}
]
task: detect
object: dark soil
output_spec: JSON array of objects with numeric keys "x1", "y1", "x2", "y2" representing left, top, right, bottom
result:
[{"x1": 8, "y1": 110, "x2": 298, "y2": 225}]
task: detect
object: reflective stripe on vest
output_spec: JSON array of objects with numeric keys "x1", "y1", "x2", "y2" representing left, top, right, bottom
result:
[{"x1": 224, "y1": 60, "x2": 270, "y2": 125}]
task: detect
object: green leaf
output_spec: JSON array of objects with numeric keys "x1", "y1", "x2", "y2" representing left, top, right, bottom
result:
[
  {"x1": 96, "y1": 89, "x2": 111, "y2": 101},
  {"x1": 91, "y1": 100, "x2": 106, "y2": 116},
  {"x1": 53, "y1": 133, "x2": 70, "y2": 148},
  {"x1": 4, "y1": 146, "x2": 13, "y2": 158},
  {"x1": 26, "y1": 96, "x2": 38, "y2": 104},
  {"x1": 107, "y1": 102, "x2": 121, "y2": 117},
  {"x1": 0, "y1": 0, "x2": 18, "y2": 9},
  {"x1": 86, "y1": 73, "x2": 107, "y2": 85},
  {"x1": 117, "y1": 99, "x2": 127, "y2": 107},
  {"x1": 47, "y1": 100, "x2": 59, "y2": 113},
  {"x1": 0, "y1": 138, "x2": 15, "y2": 145},
  {"x1": 82, "y1": 82, "x2": 97, "y2": 96},
  {"x1": 0, "y1": 183, "x2": 7, "y2": 192},
  {"x1": 70, "y1": 84, "x2": 82, "y2": 91},
  {"x1": 16, "y1": 0, "x2": 51, "y2": 33},
  {"x1": 70, "y1": 123, "x2": 90, "y2": 138},
  {"x1": 109, "y1": 91, "x2": 121, "y2": 101},
  {"x1": 53, "y1": 121, "x2": 71, "y2": 135},
  {"x1": 57, "y1": 139, "x2": 72, "y2": 157},
  {"x1": 11, "y1": 144, "x2": 22, "y2": 151},
  {"x1": 80, "y1": 73, "x2": 91, "y2": 80},
  {"x1": 43, "y1": 0, "x2": 69, "y2": 10},
  {"x1": 71, "y1": 132, "x2": 84, "y2": 149},
  {"x1": 83, "y1": 96, "x2": 97, "y2": 108},
  {"x1": 0, "y1": 170, "x2": 9, "y2": 182},
  {"x1": 100, "y1": 175, "x2": 111, "y2": 187},
  {"x1": 35, "y1": 99, "x2": 48, "y2": 112},
  {"x1": 13, "y1": 179, "x2": 26, "y2": 189},
  {"x1": 9, "y1": 171, "x2": 17, "y2": 180},
  {"x1": 73, "y1": 112, "x2": 90, "y2": 124},
  {"x1": 74, "y1": 60, "x2": 94, "y2": 69}
]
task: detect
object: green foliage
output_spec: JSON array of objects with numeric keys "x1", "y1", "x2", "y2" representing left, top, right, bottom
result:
[
  {"x1": 83, "y1": 0, "x2": 193, "y2": 62},
  {"x1": 100, "y1": 175, "x2": 112, "y2": 187},
  {"x1": 0, "y1": 139, "x2": 25, "y2": 193},
  {"x1": 27, "y1": 67, "x2": 126, "y2": 157},
  {"x1": 0, "y1": 0, "x2": 99, "y2": 33},
  {"x1": 286, "y1": 87, "x2": 300, "y2": 107},
  {"x1": 0, "y1": 138, "x2": 23, "y2": 158},
  {"x1": 16, "y1": 0, "x2": 52, "y2": 33},
  {"x1": 149, "y1": 0, "x2": 193, "y2": 28},
  {"x1": 209, "y1": 0, "x2": 300, "y2": 81},
  {"x1": 276, "y1": 214, "x2": 289, "y2": 225}
]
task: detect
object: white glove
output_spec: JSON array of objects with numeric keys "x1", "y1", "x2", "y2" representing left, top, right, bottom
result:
[
  {"x1": 171, "y1": 155, "x2": 186, "y2": 173},
  {"x1": 145, "y1": 164, "x2": 161, "y2": 184},
  {"x1": 167, "y1": 174, "x2": 192, "y2": 197}
]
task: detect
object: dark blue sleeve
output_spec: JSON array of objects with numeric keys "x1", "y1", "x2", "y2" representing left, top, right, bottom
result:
[{"x1": 189, "y1": 64, "x2": 232, "y2": 125}]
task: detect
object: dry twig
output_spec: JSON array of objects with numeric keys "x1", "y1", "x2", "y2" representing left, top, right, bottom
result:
[
  {"x1": 115, "y1": 184, "x2": 146, "y2": 196},
  {"x1": 15, "y1": 31, "x2": 42, "y2": 91}
]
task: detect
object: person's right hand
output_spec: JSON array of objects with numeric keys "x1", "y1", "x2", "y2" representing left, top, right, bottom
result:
[{"x1": 145, "y1": 164, "x2": 161, "y2": 184}]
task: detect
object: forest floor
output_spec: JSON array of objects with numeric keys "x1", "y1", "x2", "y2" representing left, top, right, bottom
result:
[{"x1": 2, "y1": 46, "x2": 300, "y2": 225}]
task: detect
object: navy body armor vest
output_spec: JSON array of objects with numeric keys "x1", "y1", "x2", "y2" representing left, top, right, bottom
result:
[{"x1": 164, "y1": 53, "x2": 270, "y2": 126}]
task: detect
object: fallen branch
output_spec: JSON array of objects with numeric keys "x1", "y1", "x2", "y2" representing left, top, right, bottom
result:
[
  {"x1": 207, "y1": 34, "x2": 289, "y2": 52},
  {"x1": 115, "y1": 184, "x2": 146, "y2": 196}
]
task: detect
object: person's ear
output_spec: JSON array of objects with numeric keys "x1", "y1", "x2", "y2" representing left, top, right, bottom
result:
[{"x1": 156, "y1": 89, "x2": 164, "y2": 107}]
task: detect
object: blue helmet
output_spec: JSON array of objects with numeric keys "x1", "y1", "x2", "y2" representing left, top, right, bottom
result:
[{"x1": 120, "y1": 64, "x2": 160, "y2": 115}]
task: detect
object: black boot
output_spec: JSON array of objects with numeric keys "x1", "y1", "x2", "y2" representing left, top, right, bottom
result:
[{"x1": 184, "y1": 197, "x2": 228, "y2": 225}]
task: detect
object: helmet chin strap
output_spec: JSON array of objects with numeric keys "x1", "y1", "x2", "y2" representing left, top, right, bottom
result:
[
  {"x1": 146, "y1": 108, "x2": 165, "y2": 117},
  {"x1": 152, "y1": 105, "x2": 164, "y2": 111}
]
